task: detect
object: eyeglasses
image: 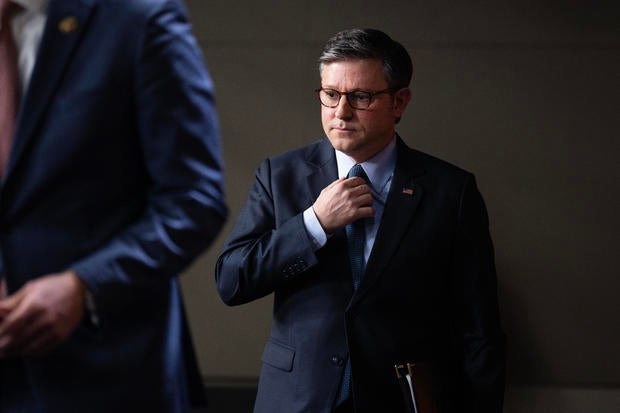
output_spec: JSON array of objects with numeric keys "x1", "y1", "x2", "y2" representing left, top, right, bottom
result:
[{"x1": 315, "y1": 87, "x2": 395, "y2": 110}]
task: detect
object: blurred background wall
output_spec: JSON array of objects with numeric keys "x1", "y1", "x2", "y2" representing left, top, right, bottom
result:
[{"x1": 178, "y1": 1, "x2": 619, "y2": 411}]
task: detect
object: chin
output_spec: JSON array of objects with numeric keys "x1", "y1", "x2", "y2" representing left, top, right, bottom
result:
[{"x1": 329, "y1": 139, "x2": 357, "y2": 154}]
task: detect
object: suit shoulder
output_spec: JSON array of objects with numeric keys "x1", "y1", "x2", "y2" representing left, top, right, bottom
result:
[
  {"x1": 102, "y1": 0, "x2": 188, "y2": 19},
  {"x1": 407, "y1": 147, "x2": 473, "y2": 179},
  {"x1": 259, "y1": 139, "x2": 328, "y2": 171}
]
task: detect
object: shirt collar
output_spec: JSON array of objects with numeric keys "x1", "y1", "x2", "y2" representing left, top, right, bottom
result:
[
  {"x1": 335, "y1": 136, "x2": 397, "y2": 191},
  {"x1": 12, "y1": 0, "x2": 47, "y2": 14}
]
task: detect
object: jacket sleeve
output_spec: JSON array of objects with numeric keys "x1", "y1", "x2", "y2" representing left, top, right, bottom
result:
[
  {"x1": 452, "y1": 174, "x2": 506, "y2": 411},
  {"x1": 71, "y1": 1, "x2": 227, "y2": 319},
  {"x1": 215, "y1": 158, "x2": 319, "y2": 306}
]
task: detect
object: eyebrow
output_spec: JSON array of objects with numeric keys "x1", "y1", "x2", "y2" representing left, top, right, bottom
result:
[{"x1": 321, "y1": 87, "x2": 375, "y2": 92}]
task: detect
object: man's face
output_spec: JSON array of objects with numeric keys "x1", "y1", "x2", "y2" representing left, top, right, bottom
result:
[{"x1": 320, "y1": 59, "x2": 410, "y2": 163}]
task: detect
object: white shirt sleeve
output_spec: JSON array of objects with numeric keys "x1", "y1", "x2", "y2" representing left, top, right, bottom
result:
[{"x1": 303, "y1": 206, "x2": 328, "y2": 250}]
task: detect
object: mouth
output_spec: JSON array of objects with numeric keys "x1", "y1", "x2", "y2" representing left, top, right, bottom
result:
[{"x1": 331, "y1": 124, "x2": 355, "y2": 132}]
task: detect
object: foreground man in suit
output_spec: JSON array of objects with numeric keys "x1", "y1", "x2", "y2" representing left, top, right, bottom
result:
[
  {"x1": 216, "y1": 29, "x2": 505, "y2": 413},
  {"x1": 0, "y1": 0, "x2": 227, "y2": 411}
]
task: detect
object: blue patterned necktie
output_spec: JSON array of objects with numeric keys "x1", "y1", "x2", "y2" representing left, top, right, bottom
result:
[
  {"x1": 336, "y1": 163, "x2": 369, "y2": 406},
  {"x1": 345, "y1": 164, "x2": 368, "y2": 289}
]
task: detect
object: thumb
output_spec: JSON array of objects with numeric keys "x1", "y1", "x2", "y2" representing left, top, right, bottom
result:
[{"x1": 0, "y1": 285, "x2": 27, "y2": 312}]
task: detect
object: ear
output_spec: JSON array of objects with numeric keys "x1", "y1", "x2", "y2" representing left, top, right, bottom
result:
[{"x1": 393, "y1": 88, "x2": 412, "y2": 118}]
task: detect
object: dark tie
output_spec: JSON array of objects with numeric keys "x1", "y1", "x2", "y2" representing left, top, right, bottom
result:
[
  {"x1": 345, "y1": 163, "x2": 368, "y2": 290},
  {"x1": 0, "y1": 0, "x2": 19, "y2": 179},
  {"x1": 336, "y1": 163, "x2": 369, "y2": 406}
]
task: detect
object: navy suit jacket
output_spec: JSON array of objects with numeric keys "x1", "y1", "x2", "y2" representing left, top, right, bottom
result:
[
  {"x1": 0, "y1": 0, "x2": 226, "y2": 411},
  {"x1": 216, "y1": 137, "x2": 505, "y2": 413}
]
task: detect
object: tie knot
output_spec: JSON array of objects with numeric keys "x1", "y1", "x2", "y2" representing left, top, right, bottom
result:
[{"x1": 347, "y1": 164, "x2": 368, "y2": 181}]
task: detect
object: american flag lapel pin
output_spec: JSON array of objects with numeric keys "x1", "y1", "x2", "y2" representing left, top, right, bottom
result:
[
  {"x1": 58, "y1": 16, "x2": 80, "y2": 34},
  {"x1": 402, "y1": 187, "x2": 414, "y2": 196}
]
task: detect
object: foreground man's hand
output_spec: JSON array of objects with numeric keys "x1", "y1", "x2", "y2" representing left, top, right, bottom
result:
[{"x1": 0, "y1": 271, "x2": 86, "y2": 357}]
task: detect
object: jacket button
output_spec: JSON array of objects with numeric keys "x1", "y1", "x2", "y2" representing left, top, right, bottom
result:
[{"x1": 331, "y1": 356, "x2": 344, "y2": 367}]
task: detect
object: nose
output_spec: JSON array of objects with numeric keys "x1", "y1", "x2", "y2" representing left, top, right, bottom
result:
[{"x1": 334, "y1": 94, "x2": 353, "y2": 120}]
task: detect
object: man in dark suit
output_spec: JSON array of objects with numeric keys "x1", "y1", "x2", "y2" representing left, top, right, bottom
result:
[
  {"x1": 215, "y1": 29, "x2": 505, "y2": 413},
  {"x1": 0, "y1": 0, "x2": 227, "y2": 411}
]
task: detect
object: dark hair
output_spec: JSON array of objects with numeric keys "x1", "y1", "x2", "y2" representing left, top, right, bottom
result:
[{"x1": 318, "y1": 28, "x2": 413, "y2": 89}]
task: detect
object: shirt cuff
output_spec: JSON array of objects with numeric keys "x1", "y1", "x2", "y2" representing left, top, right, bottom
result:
[{"x1": 303, "y1": 206, "x2": 328, "y2": 250}]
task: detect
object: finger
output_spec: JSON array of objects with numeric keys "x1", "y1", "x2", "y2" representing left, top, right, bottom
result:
[
  {"x1": 358, "y1": 205, "x2": 375, "y2": 218},
  {"x1": 0, "y1": 288, "x2": 25, "y2": 313},
  {"x1": 0, "y1": 312, "x2": 46, "y2": 356},
  {"x1": 0, "y1": 278, "x2": 6, "y2": 299},
  {"x1": 353, "y1": 193, "x2": 374, "y2": 208},
  {"x1": 0, "y1": 304, "x2": 20, "y2": 337},
  {"x1": 352, "y1": 184, "x2": 372, "y2": 197},
  {"x1": 0, "y1": 295, "x2": 41, "y2": 344},
  {"x1": 343, "y1": 176, "x2": 367, "y2": 187},
  {"x1": 351, "y1": 206, "x2": 375, "y2": 222}
]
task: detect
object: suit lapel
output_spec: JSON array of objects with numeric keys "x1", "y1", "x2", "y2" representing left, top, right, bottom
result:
[
  {"x1": 352, "y1": 138, "x2": 426, "y2": 305},
  {"x1": 303, "y1": 139, "x2": 338, "y2": 209},
  {"x1": 6, "y1": 0, "x2": 95, "y2": 181}
]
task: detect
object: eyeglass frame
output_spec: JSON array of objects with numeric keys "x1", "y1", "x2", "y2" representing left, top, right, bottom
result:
[{"x1": 315, "y1": 87, "x2": 398, "y2": 110}]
